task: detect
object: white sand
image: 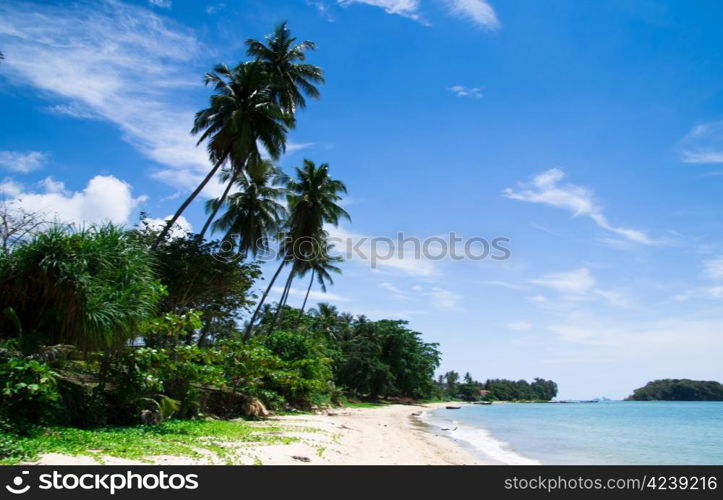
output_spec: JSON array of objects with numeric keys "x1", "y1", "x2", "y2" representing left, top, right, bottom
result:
[{"x1": 30, "y1": 403, "x2": 482, "y2": 466}]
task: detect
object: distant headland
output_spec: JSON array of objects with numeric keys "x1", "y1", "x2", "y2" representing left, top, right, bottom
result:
[{"x1": 626, "y1": 379, "x2": 723, "y2": 401}]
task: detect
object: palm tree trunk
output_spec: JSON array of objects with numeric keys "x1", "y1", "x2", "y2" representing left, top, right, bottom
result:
[
  {"x1": 151, "y1": 157, "x2": 225, "y2": 250},
  {"x1": 198, "y1": 164, "x2": 243, "y2": 240},
  {"x1": 243, "y1": 258, "x2": 286, "y2": 342},
  {"x1": 298, "y1": 269, "x2": 314, "y2": 319},
  {"x1": 269, "y1": 269, "x2": 294, "y2": 332}
]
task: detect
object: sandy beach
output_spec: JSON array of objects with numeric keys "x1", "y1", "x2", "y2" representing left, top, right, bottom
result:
[{"x1": 30, "y1": 403, "x2": 481, "y2": 466}]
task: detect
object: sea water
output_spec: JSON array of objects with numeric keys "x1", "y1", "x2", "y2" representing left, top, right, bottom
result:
[{"x1": 423, "y1": 401, "x2": 723, "y2": 464}]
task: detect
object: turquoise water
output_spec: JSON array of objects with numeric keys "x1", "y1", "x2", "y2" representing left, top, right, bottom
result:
[{"x1": 426, "y1": 401, "x2": 723, "y2": 465}]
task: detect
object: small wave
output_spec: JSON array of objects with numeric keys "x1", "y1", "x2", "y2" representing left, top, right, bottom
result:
[{"x1": 418, "y1": 411, "x2": 541, "y2": 465}]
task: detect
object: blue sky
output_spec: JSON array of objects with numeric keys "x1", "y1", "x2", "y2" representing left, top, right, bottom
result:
[{"x1": 2, "y1": 0, "x2": 723, "y2": 399}]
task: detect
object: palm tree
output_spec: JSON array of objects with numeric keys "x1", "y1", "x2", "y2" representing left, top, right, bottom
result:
[
  {"x1": 154, "y1": 22, "x2": 323, "y2": 249},
  {"x1": 245, "y1": 160, "x2": 349, "y2": 339},
  {"x1": 298, "y1": 245, "x2": 342, "y2": 317},
  {"x1": 205, "y1": 159, "x2": 287, "y2": 257},
  {"x1": 246, "y1": 21, "x2": 324, "y2": 114},
  {"x1": 153, "y1": 61, "x2": 290, "y2": 248}
]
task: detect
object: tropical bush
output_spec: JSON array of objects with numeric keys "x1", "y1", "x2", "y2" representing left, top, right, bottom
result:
[{"x1": 0, "y1": 225, "x2": 163, "y2": 351}]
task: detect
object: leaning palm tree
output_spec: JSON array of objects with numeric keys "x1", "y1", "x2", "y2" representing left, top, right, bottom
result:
[
  {"x1": 205, "y1": 159, "x2": 287, "y2": 257},
  {"x1": 153, "y1": 23, "x2": 323, "y2": 249},
  {"x1": 153, "y1": 61, "x2": 290, "y2": 248},
  {"x1": 244, "y1": 160, "x2": 349, "y2": 339},
  {"x1": 246, "y1": 21, "x2": 324, "y2": 114}
]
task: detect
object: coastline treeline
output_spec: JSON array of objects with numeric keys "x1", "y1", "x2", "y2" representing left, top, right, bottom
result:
[
  {"x1": 0, "y1": 226, "x2": 442, "y2": 432},
  {"x1": 626, "y1": 379, "x2": 723, "y2": 401},
  {"x1": 437, "y1": 371, "x2": 558, "y2": 402}
]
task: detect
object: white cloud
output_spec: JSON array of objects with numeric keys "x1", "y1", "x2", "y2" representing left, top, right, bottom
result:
[
  {"x1": 422, "y1": 286, "x2": 461, "y2": 310},
  {"x1": 306, "y1": 1, "x2": 334, "y2": 21},
  {"x1": 205, "y1": 3, "x2": 226, "y2": 15},
  {"x1": 546, "y1": 315, "x2": 723, "y2": 363},
  {"x1": 448, "y1": 85, "x2": 483, "y2": 98},
  {"x1": 444, "y1": 0, "x2": 500, "y2": 30},
  {"x1": 6, "y1": 175, "x2": 145, "y2": 225},
  {"x1": 143, "y1": 214, "x2": 193, "y2": 239},
  {"x1": 271, "y1": 286, "x2": 350, "y2": 303},
  {"x1": 504, "y1": 168, "x2": 654, "y2": 245},
  {"x1": 0, "y1": 151, "x2": 48, "y2": 173},
  {"x1": 0, "y1": 179, "x2": 23, "y2": 198},
  {"x1": 482, "y1": 280, "x2": 528, "y2": 291},
  {"x1": 680, "y1": 121, "x2": 723, "y2": 164},
  {"x1": 703, "y1": 256, "x2": 723, "y2": 280},
  {"x1": 0, "y1": 1, "x2": 217, "y2": 193},
  {"x1": 507, "y1": 320, "x2": 533, "y2": 331},
  {"x1": 39, "y1": 176, "x2": 66, "y2": 194},
  {"x1": 530, "y1": 267, "x2": 596, "y2": 296},
  {"x1": 326, "y1": 225, "x2": 440, "y2": 276},
  {"x1": 286, "y1": 142, "x2": 316, "y2": 153},
  {"x1": 337, "y1": 0, "x2": 422, "y2": 21},
  {"x1": 46, "y1": 103, "x2": 98, "y2": 120},
  {"x1": 379, "y1": 281, "x2": 410, "y2": 299},
  {"x1": 148, "y1": 0, "x2": 172, "y2": 8},
  {"x1": 529, "y1": 266, "x2": 631, "y2": 308}
]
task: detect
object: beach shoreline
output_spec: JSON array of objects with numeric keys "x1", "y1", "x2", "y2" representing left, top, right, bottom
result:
[{"x1": 29, "y1": 403, "x2": 483, "y2": 466}]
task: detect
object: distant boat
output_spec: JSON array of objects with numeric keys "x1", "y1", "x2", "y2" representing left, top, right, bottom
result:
[
  {"x1": 473, "y1": 401, "x2": 492, "y2": 405},
  {"x1": 445, "y1": 405, "x2": 462, "y2": 410}
]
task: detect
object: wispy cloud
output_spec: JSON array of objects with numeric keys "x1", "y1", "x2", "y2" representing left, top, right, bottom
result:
[
  {"x1": 205, "y1": 3, "x2": 226, "y2": 15},
  {"x1": 448, "y1": 85, "x2": 483, "y2": 98},
  {"x1": 379, "y1": 281, "x2": 410, "y2": 299},
  {"x1": 306, "y1": 0, "x2": 335, "y2": 21},
  {"x1": 680, "y1": 121, "x2": 723, "y2": 164},
  {"x1": 0, "y1": 1, "x2": 224, "y2": 193},
  {"x1": 703, "y1": 256, "x2": 723, "y2": 280},
  {"x1": 444, "y1": 0, "x2": 500, "y2": 30},
  {"x1": 0, "y1": 151, "x2": 48, "y2": 173},
  {"x1": 326, "y1": 226, "x2": 440, "y2": 276},
  {"x1": 507, "y1": 320, "x2": 533, "y2": 331},
  {"x1": 504, "y1": 168, "x2": 655, "y2": 245},
  {"x1": 337, "y1": 0, "x2": 421, "y2": 21},
  {"x1": 482, "y1": 280, "x2": 528, "y2": 291},
  {"x1": 530, "y1": 267, "x2": 596, "y2": 296},
  {"x1": 148, "y1": 0, "x2": 172, "y2": 8},
  {"x1": 420, "y1": 285, "x2": 462, "y2": 310},
  {"x1": 271, "y1": 286, "x2": 350, "y2": 303},
  {"x1": 529, "y1": 267, "x2": 631, "y2": 308}
]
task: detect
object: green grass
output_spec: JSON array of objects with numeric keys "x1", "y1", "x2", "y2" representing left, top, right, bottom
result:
[
  {"x1": 342, "y1": 400, "x2": 387, "y2": 409},
  {"x1": 0, "y1": 419, "x2": 298, "y2": 465}
]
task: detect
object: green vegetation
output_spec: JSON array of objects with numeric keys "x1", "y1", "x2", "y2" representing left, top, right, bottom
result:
[
  {"x1": 626, "y1": 379, "x2": 723, "y2": 401},
  {"x1": 0, "y1": 21, "x2": 550, "y2": 464},
  {"x1": 0, "y1": 419, "x2": 296, "y2": 465},
  {"x1": 437, "y1": 371, "x2": 558, "y2": 402}
]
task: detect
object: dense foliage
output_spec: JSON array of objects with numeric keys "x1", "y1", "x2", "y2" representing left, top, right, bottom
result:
[
  {"x1": 0, "y1": 225, "x2": 163, "y2": 351},
  {"x1": 626, "y1": 379, "x2": 723, "y2": 401},
  {"x1": 437, "y1": 371, "x2": 558, "y2": 401},
  {"x1": 0, "y1": 223, "x2": 442, "y2": 438}
]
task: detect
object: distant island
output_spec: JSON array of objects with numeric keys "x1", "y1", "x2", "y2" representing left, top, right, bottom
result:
[
  {"x1": 437, "y1": 372, "x2": 558, "y2": 402},
  {"x1": 626, "y1": 379, "x2": 723, "y2": 401}
]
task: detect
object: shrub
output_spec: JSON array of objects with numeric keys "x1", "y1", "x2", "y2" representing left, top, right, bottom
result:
[{"x1": 0, "y1": 350, "x2": 61, "y2": 430}]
